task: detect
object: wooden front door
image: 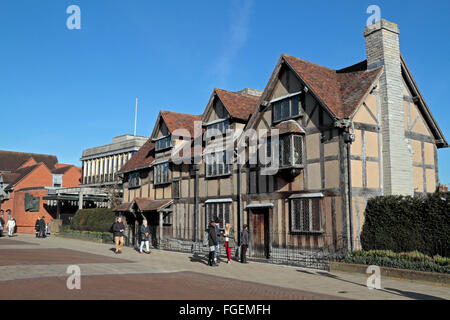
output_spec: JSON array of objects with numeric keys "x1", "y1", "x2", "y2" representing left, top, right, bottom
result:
[{"x1": 250, "y1": 208, "x2": 270, "y2": 259}]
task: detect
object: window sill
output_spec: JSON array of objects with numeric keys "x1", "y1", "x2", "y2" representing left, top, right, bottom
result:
[
  {"x1": 289, "y1": 230, "x2": 323, "y2": 236},
  {"x1": 154, "y1": 181, "x2": 172, "y2": 186},
  {"x1": 205, "y1": 173, "x2": 232, "y2": 179},
  {"x1": 127, "y1": 185, "x2": 141, "y2": 190},
  {"x1": 272, "y1": 114, "x2": 303, "y2": 125}
]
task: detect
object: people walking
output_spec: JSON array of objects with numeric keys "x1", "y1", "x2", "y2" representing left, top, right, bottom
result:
[
  {"x1": 39, "y1": 216, "x2": 46, "y2": 238},
  {"x1": 6, "y1": 218, "x2": 15, "y2": 237},
  {"x1": 224, "y1": 223, "x2": 235, "y2": 264},
  {"x1": 113, "y1": 216, "x2": 125, "y2": 254},
  {"x1": 214, "y1": 218, "x2": 221, "y2": 264},
  {"x1": 240, "y1": 224, "x2": 249, "y2": 263},
  {"x1": 207, "y1": 220, "x2": 218, "y2": 266},
  {"x1": 139, "y1": 219, "x2": 151, "y2": 254},
  {"x1": 35, "y1": 217, "x2": 40, "y2": 238}
]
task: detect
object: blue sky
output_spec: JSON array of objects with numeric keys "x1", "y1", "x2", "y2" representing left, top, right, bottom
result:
[{"x1": 0, "y1": 0, "x2": 449, "y2": 184}]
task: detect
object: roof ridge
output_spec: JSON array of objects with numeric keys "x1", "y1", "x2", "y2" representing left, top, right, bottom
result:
[{"x1": 282, "y1": 54, "x2": 337, "y2": 72}]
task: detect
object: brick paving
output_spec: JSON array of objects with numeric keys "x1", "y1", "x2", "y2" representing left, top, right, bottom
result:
[
  {"x1": 0, "y1": 234, "x2": 449, "y2": 300},
  {"x1": 0, "y1": 272, "x2": 342, "y2": 300}
]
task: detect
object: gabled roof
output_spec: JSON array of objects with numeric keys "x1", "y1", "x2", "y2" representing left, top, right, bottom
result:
[
  {"x1": 118, "y1": 138, "x2": 155, "y2": 173},
  {"x1": 400, "y1": 55, "x2": 448, "y2": 148},
  {"x1": 282, "y1": 54, "x2": 383, "y2": 119},
  {"x1": 0, "y1": 151, "x2": 58, "y2": 172},
  {"x1": 151, "y1": 111, "x2": 202, "y2": 139},
  {"x1": 113, "y1": 199, "x2": 173, "y2": 212},
  {"x1": 1, "y1": 163, "x2": 42, "y2": 190},
  {"x1": 51, "y1": 165, "x2": 74, "y2": 175},
  {"x1": 212, "y1": 89, "x2": 261, "y2": 121}
]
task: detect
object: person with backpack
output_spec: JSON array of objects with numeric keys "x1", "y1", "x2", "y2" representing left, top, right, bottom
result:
[
  {"x1": 207, "y1": 220, "x2": 218, "y2": 267},
  {"x1": 139, "y1": 219, "x2": 151, "y2": 254}
]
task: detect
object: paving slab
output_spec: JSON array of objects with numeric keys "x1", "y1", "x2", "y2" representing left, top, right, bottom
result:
[
  {"x1": 0, "y1": 271, "x2": 344, "y2": 300},
  {"x1": 0, "y1": 248, "x2": 132, "y2": 266}
]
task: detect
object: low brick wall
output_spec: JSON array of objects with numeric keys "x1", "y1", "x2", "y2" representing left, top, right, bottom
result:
[{"x1": 329, "y1": 262, "x2": 450, "y2": 287}]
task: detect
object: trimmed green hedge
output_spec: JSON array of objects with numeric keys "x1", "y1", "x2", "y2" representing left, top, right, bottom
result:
[
  {"x1": 59, "y1": 229, "x2": 113, "y2": 243},
  {"x1": 70, "y1": 208, "x2": 116, "y2": 232},
  {"x1": 360, "y1": 192, "x2": 450, "y2": 257},
  {"x1": 343, "y1": 250, "x2": 450, "y2": 274}
]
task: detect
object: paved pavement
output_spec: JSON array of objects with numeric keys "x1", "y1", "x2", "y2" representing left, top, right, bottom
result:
[{"x1": 0, "y1": 235, "x2": 448, "y2": 300}]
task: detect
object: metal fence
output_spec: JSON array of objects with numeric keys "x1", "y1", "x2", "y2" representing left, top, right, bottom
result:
[{"x1": 126, "y1": 227, "x2": 352, "y2": 270}]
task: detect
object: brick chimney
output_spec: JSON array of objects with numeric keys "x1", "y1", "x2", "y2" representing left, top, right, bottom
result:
[{"x1": 364, "y1": 19, "x2": 413, "y2": 196}]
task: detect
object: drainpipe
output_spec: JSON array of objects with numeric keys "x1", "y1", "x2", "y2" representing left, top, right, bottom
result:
[
  {"x1": 193, "y1": 164, "x2": 199, "y2": 242},
  {"x1": 235, "y1": 150, "x2": 242, "y2": 246},
  {"x1": 345, "y1": 135, "x2": 354, "y2": 252}
]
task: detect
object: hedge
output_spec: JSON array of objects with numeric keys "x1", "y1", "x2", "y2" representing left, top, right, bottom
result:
[
  {"x1": 58, "y1": 229, "x2": 113, "y2": 243},
  {"x1": 360, "y1": 192, "x2": 450, "y2": 257},
  {"x1": 343, "y1": 250, "x2": 450, "y2": 274},
  {"x1": 70, "y1": 208, "x2": 116, "y2": 232}
]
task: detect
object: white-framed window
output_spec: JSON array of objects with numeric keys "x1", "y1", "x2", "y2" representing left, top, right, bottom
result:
[
  {"x1": 205, "y1": 119, "x2": 230, "y2": 136},
  {"x1": 205, "y1": 201, "x2": 231, "y2": 229},
  {"x1": 128, "y1": 172, "x2": 140, "y2": 188},
  {"x1": 155, "y1": 135, "x2": 172, "y2": 151},
  {"x1": 205, "y1": 152, "x2": 231, "y2": 178},
  {"x1": 154, "y1": 162, "x2": 170, "y2": 185},
  {"x1": 272, "y1": 94, "x2": 301, "y2": 123},
  {"x1": 291, "y1": 198, "x2": 321, "y2": 233},
  {"x1": 279, "y1": 135, "x2": 303, "y2": 167},
  {"x1": 52, "y1": 174, "x2": 63, "y2": 188}
]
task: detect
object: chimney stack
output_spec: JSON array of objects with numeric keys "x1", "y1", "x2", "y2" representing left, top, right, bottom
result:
[{"x1": 364, "y1": 19, "x2": 414, "y2": 196}]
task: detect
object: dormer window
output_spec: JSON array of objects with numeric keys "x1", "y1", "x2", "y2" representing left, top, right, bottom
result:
[
  {"x1": 128, "y1": 172, "x2": 140, "y2": 189},
  {"x1": 205, "y1": 119, "x2": 230, "y2": 136},
  {"x1": 52, "y1": 174, "x2": 63, "y2": 188},
  {"x1": 155, "y1": 135, "x2": 172, "y2": 151},
  {"x1": 272, "y1": 92, "x2": 301, "y2": 123}
]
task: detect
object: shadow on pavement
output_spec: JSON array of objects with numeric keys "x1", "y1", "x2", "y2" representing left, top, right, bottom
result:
[{"x1": 296, "y1": 270, "x2": 446, "y2": 300}]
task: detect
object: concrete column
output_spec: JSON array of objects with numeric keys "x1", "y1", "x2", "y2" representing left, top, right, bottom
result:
[{"x1": 79, "y1": 192, "x2": 84, "y2": 210}]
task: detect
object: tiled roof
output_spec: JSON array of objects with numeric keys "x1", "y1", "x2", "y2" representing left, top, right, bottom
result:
[
  {"x1": 215, "y1": 89, "x2": 260, "y2": 121},
  {"x1": 0, "y1": 151, "x2": 58, "y2": 172},
  {"x1": 282, "y1": 54, "x2": 383, "y2": 118},
  {"x1": 272, "y1": 120, "x2": 306, "y2": 136},
  {"x1": 118, "y1": 138, "x2": 155, "y2": 173},
  {"x1": 135, "y1": 198, "x2": 172, "y2": 212},
  {"x1": 51, "y1": 165, "x2": 74, "y2": 175},
  {"x1": 113, "y1": 202, "x2": 133, "y2": 212},
  {"x1": 160, "y1": 111, "x2": 202, "y2": 138},
  {"x1": 1, "y1": 164, "x2": 41, "y2": 190}
]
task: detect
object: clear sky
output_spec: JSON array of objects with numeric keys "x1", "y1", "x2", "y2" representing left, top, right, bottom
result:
[{"x1": 0, "y1": 0, "x2": 449, "y2": 184}]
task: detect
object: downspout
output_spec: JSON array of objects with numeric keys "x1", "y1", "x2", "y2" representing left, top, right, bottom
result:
[
  {"x1": 346, "y1": 137, "x2": 354, "y2": 252},
  {"x1": 193, "y1": 164, "x2": 199, "y2": 242},
  {"x1": 235, "y1": 150, "x2": 242, "y2": 246}
]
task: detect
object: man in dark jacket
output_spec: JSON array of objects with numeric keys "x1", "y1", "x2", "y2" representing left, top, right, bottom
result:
[
  {"x1": 207, "y1": 221, "x2": 218, "y2": 266},
  {"x1": 139, "y1": 220, "x2": 151, "y2": 254},
  {"x1": 113, "y1": 217, "x2": 125, "y2": 254},
  {"x1": 39, "y1": 216, "x2": 46, "y2": 238},
  {"x1": 0, "y1": 215, "x2": 5, "y2": 237},
  {"x1": 240, "y1": 224, "x2": 249, "y2": 263},
  {"x1": 35, "y1": 217, "x2": 40, "y2": 238}
]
